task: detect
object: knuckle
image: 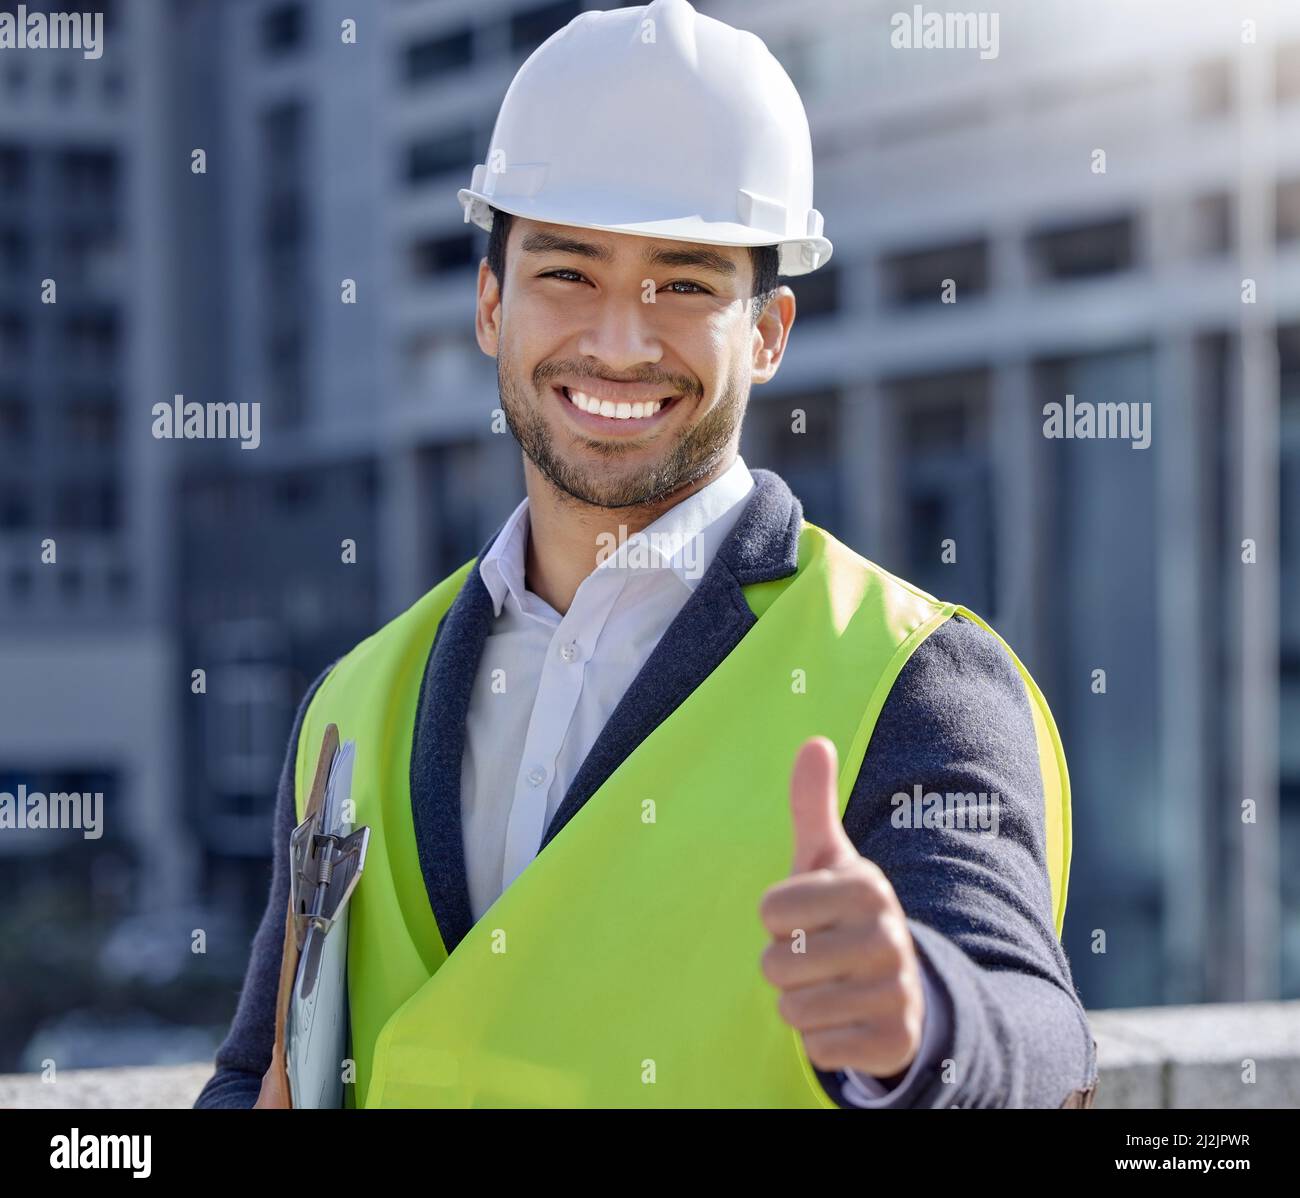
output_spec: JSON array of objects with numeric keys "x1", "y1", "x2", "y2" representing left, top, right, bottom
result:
[
  {"x1": 878, "y1": 1021, "x2": 915, "y2": 1063},
  {"x1": 761, "y1": 939, "x2": 796, "y2": 986},
  {"x1": 845, "y1": 868, "x2": 878, "y2": 907},
  {"x1": 878, "y1": 918, "x2": 912, "y2": 968},
  {"x1": 849, "y1": 975, "x2": 884, "y2": 1016},
  {"x1": 848, "y1": 923, "x2": 879, "y2": 965},
  {"x1": 777, "y1": 988, "x2": 806, "y2": 1026},
  {"x1": 856, "y1": 856, "x2": 890, "y2": 891},
  {"x1": 756, "y1": 891, "x2": 781, "y2": 930},
  {"x1": 803, "y1": 1030, "x2": 839, "y2": 1072}
]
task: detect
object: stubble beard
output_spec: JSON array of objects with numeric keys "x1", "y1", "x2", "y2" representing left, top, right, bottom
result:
[{"x1": 496, "y1": 348, "x2": 746, "y2": 511}]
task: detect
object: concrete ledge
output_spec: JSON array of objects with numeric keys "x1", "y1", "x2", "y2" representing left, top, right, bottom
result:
[
  {"x1": 2, "y1": 1001, "x2": 1298, "y2": 1108},
  {"x1": 0, "y1": 1063, "x2": 215, "y2": 1109},
  {"x1": 1089, "y1": 1000, "x2": 1300, "y2": 1109}
]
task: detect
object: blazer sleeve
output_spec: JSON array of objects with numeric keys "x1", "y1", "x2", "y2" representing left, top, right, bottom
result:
[
  {"x1": 812, "y1": 614, "x2": 1098, "y2": 1109},
  {"x1": 192, "y1": 660, "x2": 336, "y2": 1109}
]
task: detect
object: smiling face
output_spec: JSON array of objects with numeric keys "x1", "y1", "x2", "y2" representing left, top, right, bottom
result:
[{"x1": 474, "y1": 214, "x2": 795, "y2": 510}]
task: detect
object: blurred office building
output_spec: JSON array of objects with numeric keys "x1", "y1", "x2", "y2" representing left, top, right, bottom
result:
[
  {"x1": 1, "y1": 0, "x2": 1297, "y2": 1069},
  {"x1": 720, "y1": 0, "x2": 1300, "y2": 1010},
  {"x1": 0, "y1": 0, "x2": 208, "y2": 1067}
]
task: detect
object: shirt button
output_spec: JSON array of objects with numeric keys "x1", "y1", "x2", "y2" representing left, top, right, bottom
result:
[
  {"x1": 526, "y1": 765, "x2": 546, "y2": 787},
  {"x1": 559, "y1": 641, "x2": 578, "y2": 662}
]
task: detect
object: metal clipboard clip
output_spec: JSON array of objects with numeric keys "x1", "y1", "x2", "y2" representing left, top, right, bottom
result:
[{"x1": 288, "y1": 742, "x2": 369, "y2": 1002}]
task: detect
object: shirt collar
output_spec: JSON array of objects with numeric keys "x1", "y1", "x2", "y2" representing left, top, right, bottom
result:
[{"x1": 478, "y1": 455, "x2": 756, "y2": 618}]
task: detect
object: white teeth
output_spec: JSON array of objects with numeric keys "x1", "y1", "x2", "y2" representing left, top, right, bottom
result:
[{"x1": 565, "y1": 388, "x2": 666, "y2": 419}]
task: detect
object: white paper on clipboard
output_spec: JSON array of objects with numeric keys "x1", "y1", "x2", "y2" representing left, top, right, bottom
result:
[{"x1": 286, "y1": 738, "x2": 362, "y2": 1109}]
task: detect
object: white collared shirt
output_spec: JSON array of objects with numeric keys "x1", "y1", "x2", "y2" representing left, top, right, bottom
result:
[{"x1": 461, "y1": 453, "x2": 939, "y2": 1105}]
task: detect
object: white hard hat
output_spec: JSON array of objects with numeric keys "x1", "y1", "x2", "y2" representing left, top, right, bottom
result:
[{"x1": 457, "y1": 0, "x2": 832, "y2": 277}]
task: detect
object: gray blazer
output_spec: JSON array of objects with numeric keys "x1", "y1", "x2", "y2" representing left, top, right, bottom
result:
[{"x1": 194, "y1": 466, "x2": 1099, "y2": 1109}]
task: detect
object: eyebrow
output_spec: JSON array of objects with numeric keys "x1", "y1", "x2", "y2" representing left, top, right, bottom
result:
[
  {"x1": 645, "y1": 244, "x2": 738, "y2": 276},
  {"x1": 519, "y1": 230, "x2": 738, "y2": 276}
]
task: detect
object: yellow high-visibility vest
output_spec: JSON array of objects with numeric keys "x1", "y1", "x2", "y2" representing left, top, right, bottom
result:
[{"x1": 292, "y1": 520, "x2": 1071, "y2": 1107}]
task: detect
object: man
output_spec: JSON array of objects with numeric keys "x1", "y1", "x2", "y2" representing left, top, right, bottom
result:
[{"x1": 195, "y1": 0, "x2": 1097, "y2": 1108}]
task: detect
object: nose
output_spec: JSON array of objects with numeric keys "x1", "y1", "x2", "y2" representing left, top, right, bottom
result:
[{"x1": 575, "y1": 287, "x2": 664, "y2": 374}]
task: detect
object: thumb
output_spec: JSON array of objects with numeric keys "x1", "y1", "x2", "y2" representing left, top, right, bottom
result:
[{"x1": 789, "y1": 735, "x2": 856, "y2": 874}]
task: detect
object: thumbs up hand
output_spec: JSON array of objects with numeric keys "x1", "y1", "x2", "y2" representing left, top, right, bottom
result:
[{"x1": 758, "y1": 736, "x2": 925, "y2": 1080}]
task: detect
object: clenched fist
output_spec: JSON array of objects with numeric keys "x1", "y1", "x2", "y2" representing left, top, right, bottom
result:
[{"x1": 758, "y1": 735, "x2": 925, "y2": 1080}]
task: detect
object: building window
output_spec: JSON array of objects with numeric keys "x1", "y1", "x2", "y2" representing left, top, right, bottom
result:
[
  {"x1": 54, "y1": 478, "x2": 118, "y2": 532},
  {"x1": 405, "y1": 28, "x2": 473, "y2": 84},
  {"x1": 62, "y1": 310, "x2": 120, "y2": 366},
  {"x1": 261, "y1": 100, "x2": 304, "y2": 165},
  {"x1": 52, "y1": 65, "x2": 76, "y2": 103},
  {"x1": 266, "y1": 324, "x2": 305, "y2": 427},
  {"x1": 1027, "y1": 215, "x2": 1135, "y2": 281},
  {"x1": 355, "y1": 459, "x2": 378, "y2": 502},
  {"x1": 1278, "y1": 332, "x2": 1300, "y2": 981},
  {"x1": 274, "y1": 471, "x2": 316, "y2": 511},
  {"x1": 1278, "y1": 41, "x2": 1300, "y2": 103},
  {"x1": 881, "y1": 238, "x2": 988, "y2": 307},
  {"x1": 0, "y1": 144, "x2": 27, "y2": 192},
  {"x1": 103, "y1": 69, "x2": 126, "y2": 104},
  {"x1": 410, "y1": 232, "x2": 476, "y2": 279},
  {"x1": 1190, "y1": 56, "x2": 1232, "y2": 116},
  {"x1": 261, "y1": 190, "x2": 303, "y2": 248},
  {"x1": 63, "y1": 389, "x2": 119, "y2": 446},
  {"x1": 0, "y1": 768, "x2": 119, "y2": 852},
  {"x1": 207, "y1": 661, "x2": 293, "y2": 797},
  {"x1": 4, "y1": 61, "x2": 26, "y2": 97},
  {"x1": 0, "y1": 311, "x2": 28, "y2": 359},
  {"x1": 790, "y1": 262, "x2": 841, "y2": 319},
  {"x1": 1033, "y1": 343, "x2": 1159, "y2": 1003},
  {"x1": 262, "y1": 3, "x2": 304, "y2": 56},
  {"x1": 405, "y1": 128, "x2": 477, "y2": 184},
  {"x1": 1190, "y1": 192, "x2": 1232, "y2": 256},
  {"x1": 0, "y1": 483, "x2": 32, "y2": 530},
  {"x1": 58, "y1": 148, "x2": 118, "y2": 203},
  {"x1": 886, "y1": 367, "x2": 995, "y2": 616},
  {"x1": 0, "y1": 390, "x2": 28, "y2": 442},
  {"x1": 0, "y1": 227, "x2": 28, "y2": 276},
  {"x1": 510, "y1": 1, "x2": 583, "y2": 53},
  {"x1": 1277, "y1": 178, "x2": 1300, "y2": 242},
  {"x1": 740, "y1": 389, "x2": 842, "y2": 529}
]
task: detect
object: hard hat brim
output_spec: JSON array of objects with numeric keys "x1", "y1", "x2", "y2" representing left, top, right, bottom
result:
[{"x1": 458, "y1": 189, "x2": 833, "y2": 277}]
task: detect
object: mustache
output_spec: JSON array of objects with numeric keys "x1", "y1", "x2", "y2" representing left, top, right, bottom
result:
[{"x1": 534, "y1": 363, "x2": 699, "y2": 398}]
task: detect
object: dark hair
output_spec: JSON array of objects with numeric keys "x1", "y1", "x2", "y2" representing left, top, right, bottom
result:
[{"x1": 485, "y1": 205, "x2": 780, "y2": 323}]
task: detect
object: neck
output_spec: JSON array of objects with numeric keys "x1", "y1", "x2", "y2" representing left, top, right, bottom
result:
[{"x1": 521, "y1": 454, "x2": 734, "y2": 616}]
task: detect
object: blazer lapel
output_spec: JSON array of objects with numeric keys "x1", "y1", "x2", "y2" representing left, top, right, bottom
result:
[{"x1": 408, "y1": 523, "x2": 503, "y2": 957}]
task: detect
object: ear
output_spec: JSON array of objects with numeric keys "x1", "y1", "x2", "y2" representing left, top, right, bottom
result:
[
  {"x1": 475, "y1": 257, "x2": 503, "y2": 358},
  {"x1": 750, "y1": 285, "x2": 795, "y2": 386}
]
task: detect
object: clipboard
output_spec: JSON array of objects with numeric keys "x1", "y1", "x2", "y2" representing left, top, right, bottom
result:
[{"x1": 257, "y1": 724, "x2": 369, "y2": 1109}]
